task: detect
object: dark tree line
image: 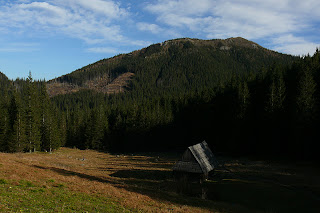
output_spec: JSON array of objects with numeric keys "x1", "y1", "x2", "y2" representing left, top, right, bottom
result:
[
  {"x1": 50, "y1": 48, "x2": 319, "y2": 159},
  {"x1": 206, "y1": 50, "x2": 320, "y2": 159},
  {"x1": 0, "y1": 72, "x2": 61, "y2": 152},
  {"x1": 1, "y1": 39, "x2": 319, "y2": 161}
]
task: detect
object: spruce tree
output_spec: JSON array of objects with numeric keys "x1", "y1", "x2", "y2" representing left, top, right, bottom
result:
[
  {"x1": 58, "y1": 111, "x2": 67, "y2": 147},
  {"x1": 84, "y1": 107, "x2": 106, "y2": 150},
  {"x1": 6, "y1": 90, "x2": 19, "y2": 152},
  {"x1": 267, "y1": 80, "x2": 276, "y2": 113},
  {"x1": 237, "y1": 81, "x2": 250, "y2": 119},
  {"x1": 39, "y1": 83, "x2": 59, "y2": 152},
  {"x1": 13, "y1": 90, "x2": 26, "y2": 152},
  {"x1": 25, "y1": 72, "x2": 41, "y2": 152},
  {"x1": 0, "y1": 93, "x2": 9, "y2": 151},
  {"x1": 276, "y1": 73, "x2": 286, "y2": 110},
  {"x1": 266, "y1": 72, "x2": 286, "y2": 113},
  {"x1": 297, "y1": 68, "x2": 317, "y2": 120}
]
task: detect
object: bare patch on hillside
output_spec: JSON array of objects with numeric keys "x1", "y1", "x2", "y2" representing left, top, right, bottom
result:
[
  {"x1": 47, "y1": 72, "x2": 134, "y2": 97},
  {"x1": 86, "y1": 72, "x2": 134, "y2": 94},
  {"x1": 47, "y1": 82, "x2": 80, "y2": 97}
]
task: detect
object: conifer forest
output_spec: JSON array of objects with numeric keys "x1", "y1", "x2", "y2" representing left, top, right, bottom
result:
[{"x1": 1, "y1": 38, "x2": 320, "y2": 160}]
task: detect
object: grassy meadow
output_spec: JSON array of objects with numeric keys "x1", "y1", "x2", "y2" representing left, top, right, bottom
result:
[{"x1": 0, "y1": 148, "x2": 319, "y2": 212}]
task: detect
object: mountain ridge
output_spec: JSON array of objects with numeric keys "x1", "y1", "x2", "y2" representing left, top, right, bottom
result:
[
  {"x1": 0, "y1": 71, "x2": 9, "y2": 81},
  {"x1": 47, "y1": 37, "x2": 296, "y2": 97},
  {"x1": 2, "y1": 37, "x2": 320, "y2": 160}
]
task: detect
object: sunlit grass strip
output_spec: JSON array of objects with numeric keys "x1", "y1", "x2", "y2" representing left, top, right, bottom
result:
[{"x1": 0, "y1": 179, "x2": 131, "y2": 212}]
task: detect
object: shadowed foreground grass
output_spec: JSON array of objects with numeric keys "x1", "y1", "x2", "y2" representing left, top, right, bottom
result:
[{"x1": 0, "y1": 148, "x2": 319, "y2": 212}]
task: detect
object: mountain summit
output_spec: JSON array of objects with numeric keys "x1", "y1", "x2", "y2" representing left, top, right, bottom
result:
[{"x1": 47, "y1": 37, "x2": 295, "y2": 97}]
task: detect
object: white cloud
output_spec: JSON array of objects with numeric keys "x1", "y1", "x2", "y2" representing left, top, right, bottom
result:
[
  {"x1": 271, "y1": 35, "x2": 319, "y2": 56},
  {"x1": 0, "y1": 1, "x2": 141, "y2": 48},
  {"x1": 87, "y1": 47, "x2": 119, "y2": 54},
  {"x1": 146, "y1": 0, "x2": 213, "y2": 16},
  {"x1": 136, "y1": 21, "x2": 181, "y2": 38},
  {"x1": 16, "y1": 2, "x2": 69, "y2": 26},
  {"x1": 0, "y1": 42, "x2": 40, "y2": 53},
  {"x1": 127, "y1": 39, "x2": 153, "y2": 48},
  {"x1": 275, "y1": 43, "x2": 318, "y2": 56},
  {"x1": 137, "y1": 22, "x2": 163, "y2": 34},
  {"x1": 73, "y1": 0, "x2": 128, "y2": 19},
  {"x1": 145, "y1": 0, "x2": 299, "y2": 38},
  {"x1": 144, "y1": 0, "x2": 320, "y2": 55},
  {"x1": 1, "y1": 0, "x2": 319, "y2": 57},
  {"x1": 0, "y1": 47, "x2": 35, "y2": 53}
]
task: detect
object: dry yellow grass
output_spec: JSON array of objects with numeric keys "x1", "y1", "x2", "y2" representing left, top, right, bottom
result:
[
  {"x1": 0, "y1": 148, "x2": 219, "y2": 213},
  {"x1": 1, "y1": 148, "x2": 319, "y2": 213}
]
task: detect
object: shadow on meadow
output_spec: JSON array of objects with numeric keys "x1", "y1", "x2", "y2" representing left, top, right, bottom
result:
[
  {"x1": 115, "y1": 168, "x2": 320, "y2": 213},
  {"x1": 110, "y1": 169, "x2": 171, "y2": 181},
  {"x1": 33, "y1": 165, "x2": 115, "y2": 185},
  {"x1": 33, "y1": 155, "x2": 320, "y2": 213}
]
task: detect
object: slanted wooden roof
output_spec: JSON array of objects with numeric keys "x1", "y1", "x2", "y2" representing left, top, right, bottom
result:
[
  {"x1": 173, "y1": 141, "x2": 217, "y2": 174},
  {"x1": 188, "y1": 141, "x2": 216, "y2": 173}
]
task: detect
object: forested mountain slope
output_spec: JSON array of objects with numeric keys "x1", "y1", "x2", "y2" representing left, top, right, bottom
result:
[
  {"x1": 0, "y1": 71, "x2": 9, "y2": 81},
  {"x1": 2, "y1": 38, "x2": 320, "y2": 161},
  {"x1": 47, "y1": 37, "x2": 295, "y2": 97},
  {"x1": 49, "y1": 37, "x2": 308, "y2": 157}
]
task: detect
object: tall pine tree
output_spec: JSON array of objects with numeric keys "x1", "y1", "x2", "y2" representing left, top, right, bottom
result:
[
  {"x1": 237, "y1": 81, "x2": 250, "y2": 119},
  {"x1": 39, "y1": 83, "x2": 60, "y2": 152},
  {"x1": 297, "y1": 68, "x2": 317, "y2": 120},
  {"x1": 266, "y1": 71, "x2": 286, "y2": 113},
  {"x1": 25, "y1": 72, "x2": 41, "y2": 152}
]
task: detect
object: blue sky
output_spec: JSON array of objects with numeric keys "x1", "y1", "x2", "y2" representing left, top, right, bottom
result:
[{"x1": 0, "y1": 0, "x2": 319, "y2": 80}]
